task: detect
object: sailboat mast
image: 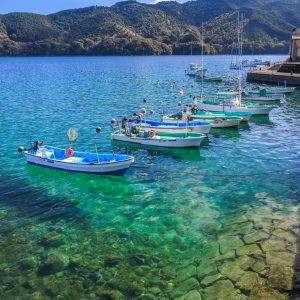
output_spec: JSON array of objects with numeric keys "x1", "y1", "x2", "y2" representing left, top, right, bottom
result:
[
  {"x1": 237, "y1": 11, "x2": 242, "y2": 104},
  {"x1": 200, "y1": 23, "x2": 204, "y2": 103}
]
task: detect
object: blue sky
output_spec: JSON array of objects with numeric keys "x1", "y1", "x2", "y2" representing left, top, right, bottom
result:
[{"x1": 0, "y1": 0, "x2": 187, "y2": 14}]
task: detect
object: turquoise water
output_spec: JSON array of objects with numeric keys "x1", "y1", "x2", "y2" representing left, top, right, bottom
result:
[{"x1": 1, "y1": 55, "x2": 300, "y2": 299}]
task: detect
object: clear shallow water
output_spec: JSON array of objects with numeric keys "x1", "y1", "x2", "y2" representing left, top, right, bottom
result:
[{"x1": 0, "y1": 55, "x2": 300, "y2": 299}]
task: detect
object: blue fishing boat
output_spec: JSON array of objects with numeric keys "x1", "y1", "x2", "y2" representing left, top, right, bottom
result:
[
  {"x1": 138, "y1": 120, "x2": 212, "y2": 134},
  {"x1": 19, "y1": 129, "x2": 134, "y2": 175},
  {"x1": 22, "y1": 145, "x2": 134, "y2": 175}
]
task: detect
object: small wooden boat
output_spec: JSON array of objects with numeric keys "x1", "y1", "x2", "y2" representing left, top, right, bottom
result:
[
  {"x1": 111, "y1": 132, "x2": 205, "y2": 148},
  {"x1": 22, "y1": 145, "x2": 134, "y2": 175},
  {"x1": 138, "y1": 120, "x2": 211, "y2": 134}
]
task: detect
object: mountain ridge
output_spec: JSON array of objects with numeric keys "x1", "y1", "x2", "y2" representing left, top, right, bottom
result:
[{"x1": 0, "y1": 0, "x2": 299, "y2": 56}]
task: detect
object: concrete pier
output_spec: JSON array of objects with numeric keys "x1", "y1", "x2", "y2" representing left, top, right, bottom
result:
[{"x1": 247, "y1": 62, "x2": 300, "y2": 86}]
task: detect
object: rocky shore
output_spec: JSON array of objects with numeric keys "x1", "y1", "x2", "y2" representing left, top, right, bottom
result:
[{"x1": 0, "y1": 190, "x2": 299, "y2": 299}]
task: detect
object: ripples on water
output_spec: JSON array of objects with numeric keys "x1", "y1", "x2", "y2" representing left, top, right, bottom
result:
[{"x1": 0, "y1": 55, "x2": 300, "y2": 299}]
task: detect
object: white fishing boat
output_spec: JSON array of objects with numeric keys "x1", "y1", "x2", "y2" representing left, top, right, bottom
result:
[
  {"x1": 162, "y1": 113, "x2": 241, "y2": 128},
  {"x1": 242, "y1": 58, "x2": 270, "y2": 68},
  {"x1": 111, "y1": 131, "x2": 205, "y2": 148},
  {"x1": 185, "y1": 63, "x2": 205, "y2": 77},
  {"x1": 138, "y1": 120, "x2": 211, "y2": 134},
  {"x1": 196, "y1": 111, "x2": 252, "y2": 122},
  {"x1": 249, "y1": 87, "x2": 296, "y2": 94},
  {"x1": 21, "y1": 145, "x2": 134, "y2": 175},
  {"x1": 19, "y1": 129, "x2": 134, "y2": 175},
  {"x1": 241, "y1": 93, "x2": 283, "y2": 102},
  {"x1": 200, "y1": 92, "x2": 275, "y2": 115}
]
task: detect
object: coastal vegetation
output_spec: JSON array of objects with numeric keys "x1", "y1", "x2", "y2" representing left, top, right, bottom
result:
[{"x1": 0, "y1": 0, "x2": 299, "y2": 56}]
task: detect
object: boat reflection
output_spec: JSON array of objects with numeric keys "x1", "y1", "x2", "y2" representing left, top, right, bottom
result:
[
  {"x1": 111, "y1": 140, "x2": 206, "y2": 162},
  {"x1": 250, "y1": 115, "x2": 274, "y2": 126}
]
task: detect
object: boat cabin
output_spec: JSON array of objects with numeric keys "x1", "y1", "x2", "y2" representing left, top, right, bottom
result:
[
  {"x1": 290, "y1": 28, "x2": 300, "y2": 62},
  {"x1": 189, "y1": 63, "x2": 201, "y2": 71}
]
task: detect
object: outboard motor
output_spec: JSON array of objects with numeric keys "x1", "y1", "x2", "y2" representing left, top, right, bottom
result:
[
  {"x1": 29, "y1": 140, "x2": 43, "y2": 152},
  {"x1": 131, "y1": 125, "x2": 138, "y2": 135}
]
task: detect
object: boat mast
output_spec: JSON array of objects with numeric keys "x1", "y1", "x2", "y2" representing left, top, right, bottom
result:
[
  {"x1": 200, "y1": 23, "x2": 204, "y2": 103},
  {"x1": 237, "y1": 11, "x2": 243, "y2": 106}
]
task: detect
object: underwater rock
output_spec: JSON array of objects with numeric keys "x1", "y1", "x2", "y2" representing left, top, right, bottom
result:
[
  {"x1": 218, "y1": 261, "x2": 245, "y2": 282},
  {"x1": 194, "y1": 257, "x2": 201, "y2": 266},
  {"x1": 252, "y1": 217, "x2": 274, "y2": 233},
  {"x1": 218, "y1": 235, "x2": 244, "y2": 254},
  {"x1": 201, "y1": 242, "x2": 220, "y2": 259},
  {"x1": 96, "y1": 289, "x2": 124, "y2": 300},
  {"x1": 40, "y1": 231, "x2": 64, "y2": 248},
  {"x1": 235, "y1": 271, "x2": 261, "y2": 291},
  {"x1": 212, "y1": 250, "x2": 235, "y2": 262},
  {"x1": 171, "y1": 278, "x2": 200, "y2": 298},
  {"x1": 69, "y1": 254, "x2": 82, "y2": 269},
  {"x1": 175, "y1": 265, "x2": 197, "y2": 283},
  {"x1": 103, "y1": 257, "x2": 121, "y2": 267},
  {"x1": 268, "y1": 265, "x2": 294, "y2": 290},
  {"x1": 236, "y1": 244, "x2": 262, "y2": 257},
  {"x1": 272, "y1": 229, "x2": 297, "y2": 244},
  {"x1": 30, "y1": 291, "x2": 45, "y2": 300},
  {"x1": 107, "y1": 273, "x2": 145, "y2": 297},
  {"x1": 243, "y1": 231, "x2": 269, "y2": 244},
  {"x1": 147, "y1": 287, "x2": 161, "y2": 296},
  {"x1": 260, "y1": 239, "x2": 287, "y2": 253},
  {"x1": 135, "y1": 293, "x2": 156, "y2": 300},
  {"x1": 201, "y1": 273, "x2": 223, "y2": 286},
  {"x1": 203, "y1": 279, "x2": 238, "y2": 300},
  {"x1": 181, "y1": 290, "x2": 202, "y2": 300},
  {"x1": 197, "y1": 263, "x2": 218, "y2": 279},
  {"x1": 173, "y1": 236, "x2": 188, "y2": 252},
  {"x1": 235, "y1": 255, "x2": 257, "y2": 271},
  {"x1": 224, "y1": 215, "x2": 249, "y2": 226},
  {"x1": 17, "y1": 257, "x2": 38, "y2": 270},
  {"x1": 199, "y1": 221, "x2": 221, "y2": 235},
  {"x1": 38, "y1": 253, "x2": 69, "y2": 275},
  {"x1": 287, "y1": 243, "x2": 297, "y2": 253},
  {"x1": 161, "y1": 265, "x2": 177, "y2": 279},
  {"x1": 250, "y1": 259, "x2": 267, "y2": 275},
  {"x1": 221, "y1": 221, "x2": 254, "y2": 236},
  {"x1": 278, "y1": 219, "x2": 300, "y2": 234},
  {"x1": 128, "y1": 254, "x2": 148, "y2": 266},
  {"x1": 249, "y1": 285, "x2": 288, "y2": 300},
  {"x1": 266, "y1": 251, "x2": 294, "y2": 267}
]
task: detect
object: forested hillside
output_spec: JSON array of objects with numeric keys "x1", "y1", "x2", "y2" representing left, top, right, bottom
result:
[{"x1": 0, "y1": 0, "x2": 299, "y2": 56}]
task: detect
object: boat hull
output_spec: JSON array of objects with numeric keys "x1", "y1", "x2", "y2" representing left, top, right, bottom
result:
[
  {"x1": 24, "y1": 152, "x2": 134, "y2": 175},
  {"x1": 163, "y1": 116, "x2": 240, "y2": 128},
  {"x1": 139, "y1": 124, "x2": 211, "y2": 134},
  {"x1": 194, "y1": 117, "x2": 240, "y2": 128},
  {"x1": 242, "y1": 95, "x2": 282, "y2": 102},
  {"x1": 249, "y1": 88, "x2": 296, "y2": 94},
  {"x1": 196, "y1": 111, "x2": 252, "y2": 122},
  {"x1": 200, "y1": 103, "x2": 273, "y2": 115},
  {"x1": 111, "y1": 134, "x2": 204, "y2": 148}
]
